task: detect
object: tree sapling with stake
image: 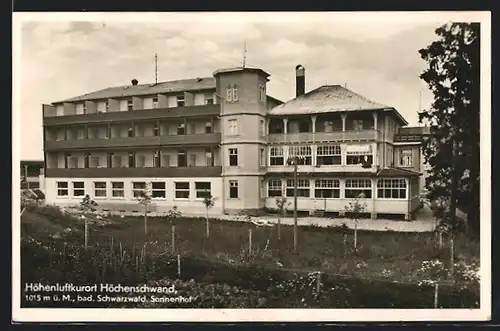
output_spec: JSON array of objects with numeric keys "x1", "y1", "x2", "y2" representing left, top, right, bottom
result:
[
  {"x1": 202, "y1": 193, "x2": 216, "y2": 238},
  {"x1": 79, "y1": 194, "x2": 98, "y2": 249},
  {"x1": 344, "y1": 193, "x2": 367, "y2": 252},
  {"x1": 137, "y1": 182, "x2": 152, "y2": 235}
]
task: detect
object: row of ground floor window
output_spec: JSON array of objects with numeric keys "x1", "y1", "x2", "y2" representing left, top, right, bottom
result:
[
  {"x1": 44, "y1": 177, "x2": 421, "y2": 219},
  {"x1": 47, "y1": 177, "x2": 418, "y2": 201}
]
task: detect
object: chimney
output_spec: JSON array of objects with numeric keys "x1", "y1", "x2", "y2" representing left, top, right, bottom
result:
[
  {"x1": 295, "y1": 65, "x2": 305, "y2": 97},
  {"x1": 131, "y1": 78, "x2": 138, "y2": 86}
]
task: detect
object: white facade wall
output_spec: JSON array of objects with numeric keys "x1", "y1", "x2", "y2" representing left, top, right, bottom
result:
[{"x1": 44, "y1": 177, "x2": 224, "y2": 216}]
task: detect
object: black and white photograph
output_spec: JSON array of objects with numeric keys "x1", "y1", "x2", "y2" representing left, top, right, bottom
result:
[{"x1": 12, "y1": 11, "x2": 491, "y2": 322}]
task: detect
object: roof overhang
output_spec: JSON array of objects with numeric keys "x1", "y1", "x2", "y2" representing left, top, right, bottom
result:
[
  {"x1": 213, "y1": 67, "x2": 271, "y2": 78},
  {"x1": 383, "y1": 107, "x2": 408, "y2": 126}
]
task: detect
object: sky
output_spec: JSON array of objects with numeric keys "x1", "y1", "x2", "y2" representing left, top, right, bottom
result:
[{"x1": 14, "y1": 12, "x2": 465, "y2": 161}]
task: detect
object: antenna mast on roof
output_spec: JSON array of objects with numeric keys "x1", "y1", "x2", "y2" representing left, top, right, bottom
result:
[
  {"x1": 242, "y1": 40, "x2": 247, "y2": 68},
  {"x1": 154, "y1": 53, "x2": 158, "y2": 84}
]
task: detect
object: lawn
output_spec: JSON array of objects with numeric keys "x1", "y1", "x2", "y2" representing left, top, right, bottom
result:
[{"x1": 20, "y1": 205, "x2": 481, "y2": 308}]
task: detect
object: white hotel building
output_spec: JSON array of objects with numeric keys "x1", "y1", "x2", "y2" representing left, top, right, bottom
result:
[{"x1": 42, "y1": 65, "x2": 429, "y2": 219}]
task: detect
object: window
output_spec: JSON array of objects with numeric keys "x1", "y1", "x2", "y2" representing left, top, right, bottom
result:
[
  {"x1": 270, "y1": 147, "x2": 284, "y2": 166},
  {"x1": 152, "y1": 182, "x2": 166, "y2": 199},
  {"x1": 135, "y1": 155, "x2": 146, "y2": 168},
  {"x1": 175, "y1": 182, "x2": 190, "y2": 199},
  {"x1": 188, "y1": 154, "x2": 196, "y2": 167},
  {"x1": 177, "y1": 96, "x2": 185, "y2": 107},
  {"x1": 377, "y1": 179, "x2": 407, "y2": 199},
  {"x1": 205, "y1": 121, "x2": 213, "y2": 133},
  {"x1": 56, "y1": 105, "x2": 64, "y2": 116},
  {"x1": 127, "y1": 100, "x2": 133, "y2": 111},
  {"x1": 153, "y1": 97, "x2": 158, "y2": 108},
  {"x1": 228, "y1": 148, "x2": 238, "y2": 166},
  {"x1": 128, "y1": 152, "x2": 135, "y2": 168},
  {"x1": 260, "y1": 119, "x2": 265, "y2": 136},
  {"x1": 177, "y1": 149, "x2": 187, "y2": 167},
  {"x1": 132, "y1": 182, "x2": 146, "y2": 198},
  {"x1": 204, "y1": 94, "x2": 214, "y2": 105},
  {"x1": 72, "y1": 182, "x2": 85, "y2": 197},
  {"x1": 228, "y1": 119, "x2": 238, "y2": 135},
  {"x1": 154, "y1": 150, "x2": 161, "y2": 167},
  {"x1": 288, "y1": 146, "x2": 312, "y2": 165},
  {"x1": 205, "y1": 148, "x2": 213, "y2": 166},
  {"x1": 229, "y1": 180, "x2": 239, "y2": 198},
  {"x1": 314, "y1": 179, "x2": 340, "y2": 198},
  {"x1": 97, "y1": 101, "x2": 107, "y2": 113},
  {"x1": 259, "y1": 85, "x2": 266, "y2": 102},
  {"x1": 177, "y1": 123, "x2": 185, "y2": 135},
  {"x1": 195, "y1": 182, "x2": 211, "y2": 198},
  {"x1": 89, "y1": 155, "x2": 100, "y2": 168},
  {"x1": 399, "y1": 149, "x2": 413, "y2": 167},
  {"x1": 286, "y1": 179, "x2": 310, "y2": 198},
  {"x1": 153, "y1": 124, "x2": 159, "y2": 136},
  {"x1": 345, "y1": 179, "x2": 372, "y2": 199},
  {"x1": 128, "y1": 126, "x2": 134, "y2": 137},
  {"x1": 119, "y1": 100, "x2": 128, "y2": 111},
  {"x1": 111, "y1": 182, "x2": 124, "y2": 197},
  {"x1": 69, "y1": 156, "x2": 79, "y2": 169},
  {"x1": 84, "y1": 153, "x2": 90, "y2": 168},
  {"x1": 76, "y1": 103, "x2": 85, "y2": 115},
  {"x1": 226, "y1": 86, "x2": 233, "y2": 102},
  {"x1": 346, "y1": 145, "x2": 373, "y2": 165},
  {"x1": 112, "y1": 154, "x2": 123, "y2": 168},
  {"x1": 268, "y1": 179, "x2": 283, "y2": 197},
  {"x1": 317, "y1": 145, "x2": 342, "y2": 165},
  {"x1": 94, "y1": 182, "x2": 107, "y2": 197},
  {"x1": 57, "y1": 182, "x2": 68, "y2": 196},
  {"x1": 162, "y1": 154, "x2": 170, "y2": 167},
  {"x1": 352, "y1": 119, "x2": 364, "y2": 131},
  {"x1": 232, "y1": 85, "x2": 239, "y2": 101},
  {"x1": 260, "y1": 148, "x2": 265, "y2": 167}
]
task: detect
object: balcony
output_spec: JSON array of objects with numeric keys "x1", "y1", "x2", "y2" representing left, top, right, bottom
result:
[
  {"x1": 394, "y1": 134, "x2": 422, "y2": 143},
  {"x1": 267, "y1": 130, "x2": 379, "y2": 143},
  {"x1": 44, "y1": 133, "x2": 221, "y2": 151},
  {"x1": 43, "y1": 104, "x2": 220, "y2": 126},
  {"x1": 45, "y1": 166, "x2": 222, "y2": 178}
]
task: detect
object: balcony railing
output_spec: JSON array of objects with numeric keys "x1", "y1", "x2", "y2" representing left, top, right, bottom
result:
[
  {"x1": 45, "y1": 166, "x2": 222, "y2": 178},
  {"x1": 394, "y1": 134, "x2": 422, "y2": 143},
  {"x1": 44, "y1": 133, "x2": 221, "y2": 151},
  {"x1": 43, "y1": 104, "x2": 220, "y2": 126},
  {"x1": 267, "y1": 130, "x2": 378, "y2": 143},
  {"x1": 266, "y1": 164, "x2": 377, "y2": 174}
]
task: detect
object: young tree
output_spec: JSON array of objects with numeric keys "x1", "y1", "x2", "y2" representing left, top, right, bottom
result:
[
  {"x1": 345, "y1": 193, "x2": 367, "y2": 251},
  {"x1": 80, "y1": 194, "x2": 98, "y2": 249},
  {"x1": 275, "y1": 196, "x2": 289, "y2": 242},
  {"x1": 202, "y1": 194, "x2": 216, "y2": 238},
  {"x1": 137, "y1": 182, "x2": 152, "y2": 235},
  {"x1": 418, "y1": 23, "x2": 480, "y2": 234}
]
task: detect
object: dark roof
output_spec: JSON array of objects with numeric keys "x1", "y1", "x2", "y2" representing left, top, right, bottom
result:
[
  {"x1": 398, "y1": 126, "x2": 431, "y2": 135},
  {"x1": 377, "y1": 167, "x2": 422, "y2": 177},
  {"x1": 269, "y1": 85, "x2": 408, "y2": 125},
  {"x1": 53, "y1": 77, "x2": 216, "y2": 104},
  {"x1": 212, "y1": 67, "x2": 271, "y2": 78},
  {"x1": 20, "y1": 160, "x2": 44, "y2": 167}
]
